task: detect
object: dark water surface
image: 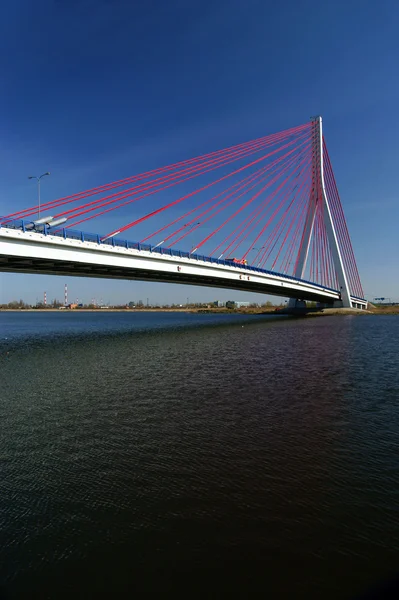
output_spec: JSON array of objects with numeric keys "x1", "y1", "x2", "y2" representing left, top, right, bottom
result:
[{"x1": 1, "y1": 312, "x2": 398, "y2": 599}]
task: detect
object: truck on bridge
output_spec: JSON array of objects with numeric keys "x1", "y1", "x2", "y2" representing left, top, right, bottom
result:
[{"x1": 225, "y1": 257, "x2": 248, "y2": 266}]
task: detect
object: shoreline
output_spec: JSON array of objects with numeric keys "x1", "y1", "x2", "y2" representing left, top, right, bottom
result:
[{"x1": 1, "y1": 307, "x2": 398, "y2": 315}]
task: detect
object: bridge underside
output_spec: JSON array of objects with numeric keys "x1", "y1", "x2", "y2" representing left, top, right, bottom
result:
[{"x1": 0, "y1": 254, "x2": 337, "y2": 303}]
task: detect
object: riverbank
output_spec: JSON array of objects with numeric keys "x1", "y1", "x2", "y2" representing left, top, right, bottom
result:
[
  {"x1": 0, "y1": 306, "x2": 280, "y2": 314},
  {"x1": 307, "y1": 306, "x2": 399, "y2": 316},
  {"x1": 1, "y1": 306, "x2": 398, "y2": 315}
]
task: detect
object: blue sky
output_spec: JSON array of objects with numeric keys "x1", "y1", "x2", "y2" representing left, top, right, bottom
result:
[{"x1": 1, "y1": 0, "x2": 398, "y2": 305}]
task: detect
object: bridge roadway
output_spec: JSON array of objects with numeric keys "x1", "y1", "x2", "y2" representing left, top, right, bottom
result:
[{"x1": 0, "y1": 225, "x2": 367, "y2": 307}]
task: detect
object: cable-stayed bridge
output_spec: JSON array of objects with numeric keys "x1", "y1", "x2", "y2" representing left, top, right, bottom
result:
[{"x1": 0, "y1": 116, "x2": 367, "y2": 309}]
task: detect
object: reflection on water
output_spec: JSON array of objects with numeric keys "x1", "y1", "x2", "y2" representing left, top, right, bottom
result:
[{"x1": 1, "y1": 312, "x2": 398, "y2": 599}]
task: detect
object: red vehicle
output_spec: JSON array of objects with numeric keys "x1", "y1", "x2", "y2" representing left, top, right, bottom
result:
[{"x1": 225, "y1": 257, "x2": 248, "y2": 265}]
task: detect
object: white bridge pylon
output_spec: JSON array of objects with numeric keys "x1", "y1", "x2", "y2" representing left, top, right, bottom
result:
[{"x1": 289, "y1": 116, "x2": 353, "y2": 309}]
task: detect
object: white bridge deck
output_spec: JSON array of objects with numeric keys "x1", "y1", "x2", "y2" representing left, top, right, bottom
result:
[{"x1": 0, "y1": 226, "x2": 367, "y2": 307}]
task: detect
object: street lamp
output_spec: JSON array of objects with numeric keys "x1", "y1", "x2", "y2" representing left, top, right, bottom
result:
[{"x1": 28, "y1": 172, "x2": 50, "y2": 219}]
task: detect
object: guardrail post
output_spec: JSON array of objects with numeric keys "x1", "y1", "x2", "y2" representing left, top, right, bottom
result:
[
  {"x1": 81, "y1": 232, "x2": 85, "y2": 242},
  {"x1": 138, "y1": 242, "x2": 141, "y2": 251},
  {"x1": 63, "y1": 228, "x2": 67, "y2": 239}
]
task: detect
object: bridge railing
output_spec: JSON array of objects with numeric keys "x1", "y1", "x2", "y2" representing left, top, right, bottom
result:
[{"x1": 1, "y1": 219, "x2": 343, "y2": 295}]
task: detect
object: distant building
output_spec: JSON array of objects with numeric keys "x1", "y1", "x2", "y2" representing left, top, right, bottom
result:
[
  {"x1": 213, "y1": 300, "x2": 225, "y2": 307},
  {"x1": 235, "y1": 301, "x2": 250, "y2": 308}
]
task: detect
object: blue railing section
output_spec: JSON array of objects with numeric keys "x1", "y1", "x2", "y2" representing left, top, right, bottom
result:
[{"x1": 2, "y1": 219, "x2": 346, "y2": 296}]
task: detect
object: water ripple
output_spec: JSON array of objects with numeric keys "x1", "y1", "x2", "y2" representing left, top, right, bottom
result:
[{"x1": 0, "y1": 312, "x2": 398, "y2": 598}]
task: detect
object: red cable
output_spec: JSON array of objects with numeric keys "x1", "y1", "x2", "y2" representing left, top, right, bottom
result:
[
  {"x1": 104, "y1": 131, "x2": 312, "y2": 239},
  {"x1": 281, "y1": 184, "x2": 311, "y2": 273},
  {"x1": 322, "y1": 207, "x2": 334, "y2": 288},
  {"x1": 293, "y1": 187, "x2": 316, "y2": 275},
  {"x1": 162, "y1": 140, "x2": 303, "y2": 247},
  {"x1": 316, "y1": 205, "x2": 321, "y2": 284},
  {"x1": 140, "y1": 140, "x2": 305, "y2": 244},
  {"x1": 326, "y1": 162, "x2": 361, "y2": 295},
  {"x1": 323, "y1": 158, "x2": 356, "y2": 291},
  {"x1": 142, "y1": 151, "x2": 286, "y2": 245},
  {"x1": 317, "y1": 202, "x2": 326, "y2": 286},
  {"x1": 309, "y1": 232, "x2": 314, "y2": 281},
  {"x1": 207, "y1": 141, "x2": 312, "y2": 258},
  {"x1": 64, "y1": 136, "x2": 284, "y2": 229},
  {"x1": 224, "y1": 167, "x2": 305, "y2": 262},
  {"x1": 323, "y1": 141, "x2": 364, "y2": 296},
  {"x1": 197, "y1": 144, "x2": 311, "y2": 257},
  {"x1": 280, "y1": 187, "x2": 310, "y2": 274},
  {"x1": 208, "y1": 153, "x2": 308, "y2": 258},
  {"x1": 166, "y1": 141, "x2": 309, "y2": 250},
  {"x1": 253, "y1": 167, "x2": 310, "y2": 268},
  {"x1": 5, "y1": 122, "x2": 310, "y2": 221},
  {"x1": 323, "y1": 153, "x2": 356, "y2": 288},
  {"x1": 254, "y1": 155, "x2": 312, "y2": 267},
  {"x1": 241, "y1": 149, "x2": 313, "y2": 262},
  {"x1": 319, "y1": 208, "x2": 331, "y2": 287},
  {"x1": 229, "y1": 149, "x2": 313, "y2": 262},
  {"x1": 66, "y1": 128, "x2": 312, "y2": 232},
  {"x1": 57, "y1": 131, "x2": 291, "y2": 222},
  {"x1": 270, "y1": 177, "x2": 311, "y2": 272}
]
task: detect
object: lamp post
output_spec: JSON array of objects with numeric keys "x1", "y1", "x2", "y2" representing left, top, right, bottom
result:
[{"x1": 28, "y1": 172, "x2": 50, "y2": 219}]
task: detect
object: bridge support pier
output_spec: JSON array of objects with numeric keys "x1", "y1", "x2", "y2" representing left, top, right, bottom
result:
[
  {"x1": 289, "y1": 299, "x2": 307, "y2": 309},
  {"x1": 285, "y1": 299, "x2": 366, "y2": 313}
]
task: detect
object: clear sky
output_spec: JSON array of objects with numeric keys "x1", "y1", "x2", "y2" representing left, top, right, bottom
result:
[{"x1": 1, "y1": 0, "x2": 398, "y2": 305}]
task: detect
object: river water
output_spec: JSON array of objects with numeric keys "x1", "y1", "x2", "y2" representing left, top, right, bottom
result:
[{"x1": 1, "y1": 312, "x2": 398, "y2": 599}]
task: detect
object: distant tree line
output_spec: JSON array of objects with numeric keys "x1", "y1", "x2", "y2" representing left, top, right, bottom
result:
[
  {"x1": 1, "y1": 300, "x2": 32, "y2": 309},
  {"x1": 0, "y1": 299, "x2": 294, "y2": 310}
]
